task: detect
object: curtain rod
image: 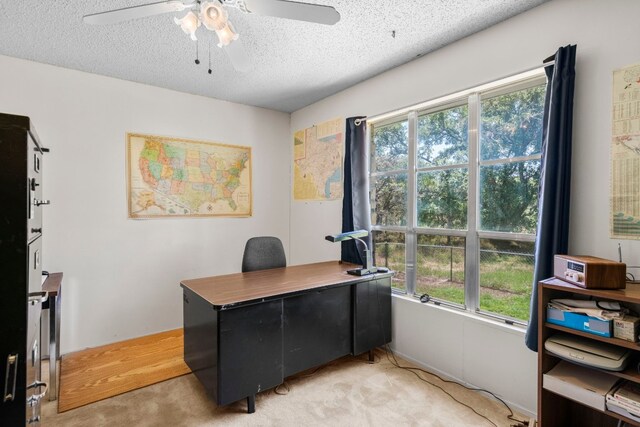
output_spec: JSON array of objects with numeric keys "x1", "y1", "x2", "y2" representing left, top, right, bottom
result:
[{"x1": 367, "y1": 61, "x2": 553, "y2": 124}]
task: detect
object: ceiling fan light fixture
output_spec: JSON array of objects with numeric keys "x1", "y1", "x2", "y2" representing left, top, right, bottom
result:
[
  {"x1": 215, "y1": 21, "x2": 239, "y2": 47},
  {"x1": 200, "y1": 2, "x2": 228, "y2": 31},
  {"x1": 174, "y1": 10, "x2": 200, "y2": 41},
  {"x1": 82, "y1": 0, "x2": 342, "y2": 73}
]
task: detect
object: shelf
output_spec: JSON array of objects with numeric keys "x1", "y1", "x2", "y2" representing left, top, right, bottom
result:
[
  {"x1": 604, "y1": 408, "x2": 640, "y2": 427},
  {"x1": 541, "y1": 279, "x2": 640, "y2": 304},
  {"x1": 542, "y1": 388, "x2": 640, "y2": 427},
  {"x1": 545, "y1": 323, "x2": 640, "y2": 351},
  {"x1": 539, "y1": 278, "x2": 640, "y2": 426},
  {"x1": 613, "y1": 365, "x2": 640, "y2": 383},
  {"x1": 544, "y1": 350, "x2": 640, "y2": 383}
]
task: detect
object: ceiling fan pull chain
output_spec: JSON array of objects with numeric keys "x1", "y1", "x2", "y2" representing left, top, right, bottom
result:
[
  {"x1": 208, "y1": 40, "x2": 212, "y2": 74},
  {"x1": 195, "y1": 40, "x2": 200, "y2": 65}
]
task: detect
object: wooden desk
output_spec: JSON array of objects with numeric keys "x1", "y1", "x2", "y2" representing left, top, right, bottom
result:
[
  {"x1": 42, "y1": 272, "x2": 62, "y2": 402},
  {"x1": 181, "y1": 261, "x2": 392, "y2": 413}
]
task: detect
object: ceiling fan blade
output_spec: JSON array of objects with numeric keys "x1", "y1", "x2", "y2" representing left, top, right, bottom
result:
[
  {"x1": 223, "y1": 39, "x2": 251, "y2": 72},
  {"x1": 242, "y1": 0, "x2": 340, "y2": 25},
  {"x1": 83, "y1": 1, "x2": 193, "y2": 25}
]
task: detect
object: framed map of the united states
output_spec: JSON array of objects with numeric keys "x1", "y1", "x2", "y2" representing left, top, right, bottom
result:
[{"x1": 127, "y1": 133, "x2": 252, "y2": 218}]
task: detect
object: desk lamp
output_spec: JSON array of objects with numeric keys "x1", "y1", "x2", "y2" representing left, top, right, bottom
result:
[{"x1": 325, "y1": 230, "x2": 377, "y2": 276}]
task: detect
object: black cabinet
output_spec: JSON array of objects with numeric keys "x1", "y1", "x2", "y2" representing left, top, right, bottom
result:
[{"x1": 0, "y1": 113, "x2": 49, "y2": 426}]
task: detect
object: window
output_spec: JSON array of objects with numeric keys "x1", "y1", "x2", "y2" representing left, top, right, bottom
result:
[
  {"x1": 370, "y1": 120, "x2": 408, "y2": 291},
  {"x1": 370, "y1": 71, "x2": 546, "y2": 324}
]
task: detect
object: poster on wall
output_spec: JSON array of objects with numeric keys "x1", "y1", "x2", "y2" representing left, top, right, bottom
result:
[
  {"x1": 293, "y1": 117, "x2": 344, "y2": 201},
  {"x1": 127, "y1": 133, "x2": 252, "y2": 218},
  {"x1": 611, "y1": 62, "x2": 640, "y2": 238}
]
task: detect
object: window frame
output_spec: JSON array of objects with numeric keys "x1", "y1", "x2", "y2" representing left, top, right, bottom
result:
[{"x1": 369, "y1": 69, "x2": 548, "y2": 326}]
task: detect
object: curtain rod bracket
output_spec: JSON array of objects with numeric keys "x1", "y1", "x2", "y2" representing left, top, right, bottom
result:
[{"x1": 543, "y1": 54, "x2": 555, "y2": 64}]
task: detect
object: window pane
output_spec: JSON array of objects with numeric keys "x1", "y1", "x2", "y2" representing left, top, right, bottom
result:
[
  {"x1": 372, "y1": 231, "x2": 406, "y2": 292},
  {"x1": 479, "y1": 160, "x2": 540, "y2": 233},
  {"x1": 480, "y1": 84, "x2": 545, "y2": 161},
  {"x1": 417, "y1": 168, "x2": 468, "y2": 229},
  {"x1": 372, "y1": 120, "x2": 408, "y2": 172},
  {"x1": 479, "y1": 239, "x2": 534, "y2": 321},
  {"x1": 416, "y1": 235, "x2": 465, "y2": 306},
  {"x1": 371, "y1": 173, "x2": 407, "y2": 226},
  {"x1": 417, "y1": 105, "x2": 468, "y2": 168}
]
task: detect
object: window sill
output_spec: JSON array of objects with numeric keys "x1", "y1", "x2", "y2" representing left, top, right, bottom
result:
[{"x1": 391, "y1": 292, "x2": 527, "y2": 336}]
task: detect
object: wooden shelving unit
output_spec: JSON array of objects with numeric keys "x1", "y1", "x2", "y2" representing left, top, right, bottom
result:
[{"x1": 538, "y1": 279, "x2": 640, "y2": 426}]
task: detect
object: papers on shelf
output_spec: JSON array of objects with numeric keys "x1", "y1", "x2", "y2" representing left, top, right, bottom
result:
[
  {"x1": 613, "y1": 381, "x2": 640, "y2": 404},
  {"x1": 607, "y1": 401, "x2": 640, "y2": 422},
  {"x1": 549, "y1": 298, "x2": 625, "y2": 321},
  {"x1": 543, "y1": 361, "x2": 620, "y2": 411},
  {"x1": 607, "y1": 381, "x2": 640, "y2": 421}
]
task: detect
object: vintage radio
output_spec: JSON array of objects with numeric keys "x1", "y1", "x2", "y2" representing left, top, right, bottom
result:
[{"x1": 554, "y1": 255, "x2": 626, "y2": 289}]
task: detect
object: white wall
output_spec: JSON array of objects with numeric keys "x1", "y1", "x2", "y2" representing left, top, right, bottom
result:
[
  {"x1": 290, "y1": 0, "x2": 640, "y2": 416},
  {"x1": 0, "y1": 55, "x2": 291, "y2": 354}
]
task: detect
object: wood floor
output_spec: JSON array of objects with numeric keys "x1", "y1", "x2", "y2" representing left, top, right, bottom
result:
[{"x1": 58, "y1": 329, "x2": 191, "y2": 412}]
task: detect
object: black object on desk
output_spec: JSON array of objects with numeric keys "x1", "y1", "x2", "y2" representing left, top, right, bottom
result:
[{"x1": 180, "y1": 261, "x2": 392, "y2": 414}]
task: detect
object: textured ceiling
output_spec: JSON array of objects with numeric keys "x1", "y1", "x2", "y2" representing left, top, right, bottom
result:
[{"x1": 0, "y1": 0, "x2": 549, "y2": 112}]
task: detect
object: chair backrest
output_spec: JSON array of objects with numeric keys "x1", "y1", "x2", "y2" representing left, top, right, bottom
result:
[{"x1": 241, "y1": 236, "x2": 286, "y2": 273}]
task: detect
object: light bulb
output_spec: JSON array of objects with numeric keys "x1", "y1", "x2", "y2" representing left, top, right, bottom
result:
[
  {"x1": 215, "y1": 21, "x2": 238, "y2": 47},
  {"x1": 174, "y1": 11, "x2": 200, "y2": 41},
  {"x1": 200, "y1": 2, "x2": 228, "y2": 31},
  {"x1": 205, "y1": 6, "x2": 219, "y2": 20}
]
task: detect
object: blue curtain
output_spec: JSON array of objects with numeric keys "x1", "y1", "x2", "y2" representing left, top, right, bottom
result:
[
  {"x1": 341, "y1": 116, "x2": 372, "y2": 265},
  {"x1": 525, "y1": 45, "x2": 576, "y2": 352}
]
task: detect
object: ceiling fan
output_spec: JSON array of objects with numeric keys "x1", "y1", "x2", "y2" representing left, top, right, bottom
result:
[{"x1": 83, "y1": 0, "x2": 340, "y2": 73}]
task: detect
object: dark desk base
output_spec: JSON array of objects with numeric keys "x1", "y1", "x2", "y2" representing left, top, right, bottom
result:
[{"x1": 183, "y1": 274, "x2": 391, "y2": 413}]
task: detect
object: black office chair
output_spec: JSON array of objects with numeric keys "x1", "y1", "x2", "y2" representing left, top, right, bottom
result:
[{"x1": 241, "y1": 236, "x2": 286, "y2": 272}]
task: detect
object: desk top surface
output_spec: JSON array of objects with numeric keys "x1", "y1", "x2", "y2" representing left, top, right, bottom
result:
[{"x1": 181, "y1": 261, "x2": 391, "y2": 309}]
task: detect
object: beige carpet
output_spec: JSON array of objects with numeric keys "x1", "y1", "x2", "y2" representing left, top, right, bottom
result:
[{"x1": 41, "y1": 350, "x2": 525, "y2": 427}]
